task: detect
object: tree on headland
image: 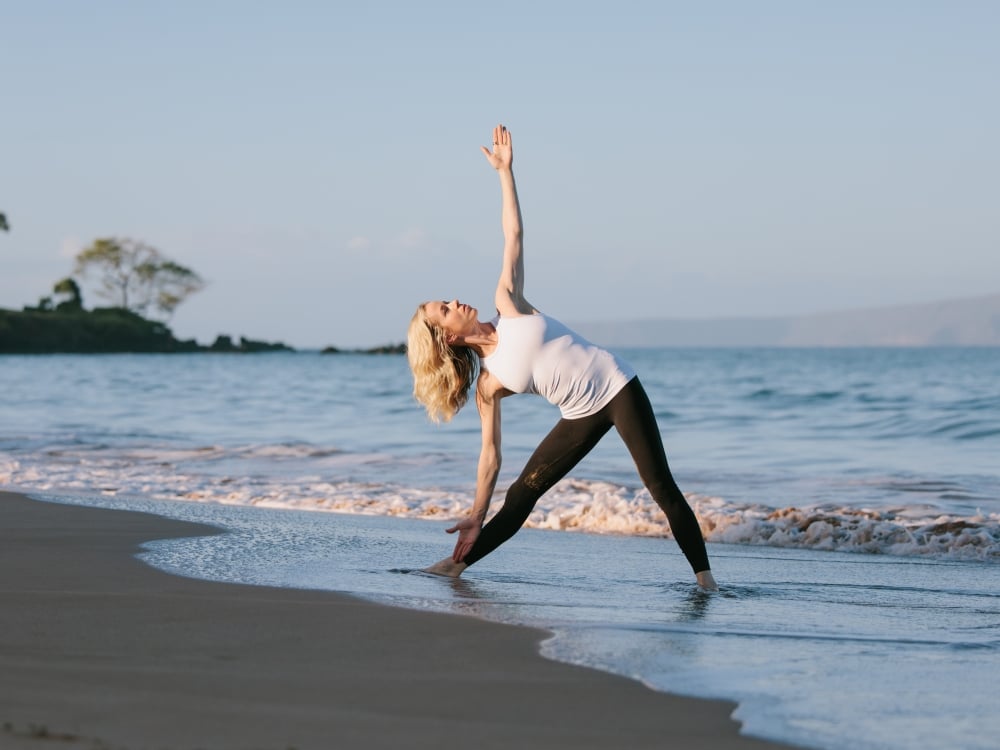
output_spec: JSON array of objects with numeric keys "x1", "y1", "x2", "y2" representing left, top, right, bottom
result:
[
  {"x1": 23, "y1": 277, "x2": 85, "y2": 314},
  {"x1": 52, "y1": 277, "x2": 84, "y2": 312},
  {"x1": 74, "y1": 238, "x2": 205, "y2": 318},
  {"x1": 150, "y1": 259, "x2": 206, "y2": 318},
  {"x1": 0, "y1": 212, "x2": 8, "y2": 231}
]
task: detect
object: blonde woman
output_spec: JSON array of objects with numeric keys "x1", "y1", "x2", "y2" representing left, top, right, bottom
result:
[{"x1": 408, "y1": 125, "x2": 717, "y2": 591}]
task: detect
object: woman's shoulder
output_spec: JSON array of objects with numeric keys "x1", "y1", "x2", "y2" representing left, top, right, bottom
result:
[
  {"x1": 491, "y1": 311, "x2": 544, "y2": 339},
  {"x1": 494, "y1": 284, "x2": 540, "y2": 318},
  {"x1": 496, "y1": 309, "x2": 543, "y2": 322}
]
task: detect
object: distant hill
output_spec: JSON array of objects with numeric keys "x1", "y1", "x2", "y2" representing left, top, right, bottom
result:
[{"x1": 571, "y1": 293, "x2": 1000, "y2": 347}]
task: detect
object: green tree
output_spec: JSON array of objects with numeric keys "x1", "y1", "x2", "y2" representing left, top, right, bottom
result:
[
  {"x1": 0, "y1": 212, "x2": 8, "y2": 231},
  {"x1": 143, "y1": 259, "x2": 206, "y2": 318},
  {"x1": 53, "y1": 277, "x2": 84, "y2": 312},
  {"x1": 74, "y1": 238, "x2": 205, "y2": 318}
]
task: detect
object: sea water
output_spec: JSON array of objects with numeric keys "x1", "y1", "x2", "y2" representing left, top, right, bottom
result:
[{"x1": 2, "y1": 349, "x2": 999, "y2": 750}]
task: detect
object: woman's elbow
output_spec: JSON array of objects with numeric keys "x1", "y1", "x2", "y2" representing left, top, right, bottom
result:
[
  {"x1": 504, "y1": 227, "x2": 523, "y2": 243},
  {"x1": 481, "y1": 452, "x2": 501, "y2": 475}
]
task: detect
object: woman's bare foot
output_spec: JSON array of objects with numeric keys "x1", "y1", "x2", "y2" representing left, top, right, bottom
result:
[
  {"x1": 696, "y1": 570, "x2": 719, "y2": 592},
  {"x1": 423, "y1": 558, "x2": 469, "y2": 578}
]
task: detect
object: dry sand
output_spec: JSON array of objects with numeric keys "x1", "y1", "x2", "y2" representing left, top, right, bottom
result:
[{"x1": 0, "y1": 490, "x2": 799, "y2": 749}]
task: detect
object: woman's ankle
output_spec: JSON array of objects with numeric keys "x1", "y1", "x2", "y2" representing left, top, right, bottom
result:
[
  {"x1": 423, "y1": 558, "x2": 469, "y2": 578},
  {"x1": 695, "y1": 570, "x2": 718, "y2": 591}
]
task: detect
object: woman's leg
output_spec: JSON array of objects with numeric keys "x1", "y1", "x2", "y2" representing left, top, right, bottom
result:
[
  {"x1": 607, "y1": 378, "x2": 712, "y2": 575},
  {"x1": 462, "y1": 413, "x2": 613, "y2": 566}
]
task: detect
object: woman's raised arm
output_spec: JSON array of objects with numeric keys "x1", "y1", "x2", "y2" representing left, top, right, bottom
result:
[{"x1": 481, "y1": 125, "x2": 535, "y2": 317}]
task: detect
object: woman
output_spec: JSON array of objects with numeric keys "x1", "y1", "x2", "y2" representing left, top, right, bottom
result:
[{"x1": 407, "y1": 124, "x2": 718, "y2": 590}]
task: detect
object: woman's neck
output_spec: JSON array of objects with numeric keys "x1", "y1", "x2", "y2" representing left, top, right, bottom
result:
[{"x1": 458, "y1": 321, "x2": 497, "y2": 358}]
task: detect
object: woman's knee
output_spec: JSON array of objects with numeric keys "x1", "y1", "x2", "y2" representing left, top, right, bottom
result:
[
  {"x1": 645, "y1": 474, "x2": 685, "y2": 510},
  {"x1": 497, "y1": 480, "x2": 541, "y2": 525}
]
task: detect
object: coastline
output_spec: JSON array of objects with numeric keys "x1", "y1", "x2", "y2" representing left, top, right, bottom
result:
[{"x1": 0, "y1": 490, "x2": 798, "y2": 750}]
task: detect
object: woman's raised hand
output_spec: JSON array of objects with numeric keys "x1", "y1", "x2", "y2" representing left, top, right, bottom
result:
[{"x1": 480, "y1": 123, "x2": 513, "y2": 170}]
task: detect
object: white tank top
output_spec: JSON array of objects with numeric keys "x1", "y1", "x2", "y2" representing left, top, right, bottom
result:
[{"x1": 483, "y1": 313, "x2": 636, "y2": 419}]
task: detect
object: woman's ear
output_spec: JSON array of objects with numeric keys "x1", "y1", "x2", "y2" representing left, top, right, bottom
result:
[{"x1": 446, "y1": 333, "x2": 459, "y2": 345}]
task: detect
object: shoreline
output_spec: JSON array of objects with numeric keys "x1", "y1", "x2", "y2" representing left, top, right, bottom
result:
[{"x1": 0, "y1": 490, "x2": 802, "y2": 750}]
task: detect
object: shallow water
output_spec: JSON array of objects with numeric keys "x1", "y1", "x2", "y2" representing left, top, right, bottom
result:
[{"x1": 29, "y1": 492, "x2": 1000, "y2": 750}]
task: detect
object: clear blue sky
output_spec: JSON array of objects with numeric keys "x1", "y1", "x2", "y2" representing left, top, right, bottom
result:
[{"x1": 3, "y1": 1, "x2": 998, "y2": 348}]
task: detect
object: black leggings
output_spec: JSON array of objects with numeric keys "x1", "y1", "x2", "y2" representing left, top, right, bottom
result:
[{"x1": 463, "y1": 377, "x2": 711, "y2": 573}]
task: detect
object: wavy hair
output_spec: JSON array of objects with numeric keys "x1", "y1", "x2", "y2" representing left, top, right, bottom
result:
[{"x1": 407, "y1": 303, "x2": 480, "y2": 423}]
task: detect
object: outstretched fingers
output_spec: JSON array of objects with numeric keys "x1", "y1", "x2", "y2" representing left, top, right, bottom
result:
[
  {"x1": 481, "y1": 123, "x2": 512, "y2": 169},
  {"x1": 490, "y1": 124, "x2": 511, "y2": 149},
  {"x1": 446, "y1": 516, "x2": 482, "y2": 562}
]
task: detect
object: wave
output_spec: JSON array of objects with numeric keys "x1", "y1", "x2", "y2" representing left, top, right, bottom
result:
[
  {"x1": 5, "y1": 448, "x2": 998, "y2": 561},
  {"x1": 731, "y1": 387, "x2": 1000, "y2": 443},
  {"x1": 698, "y1": 498, "x2": 1000, "y2": 560}
]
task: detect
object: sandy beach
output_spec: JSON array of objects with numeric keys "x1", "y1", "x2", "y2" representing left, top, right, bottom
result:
[{"x1": 0, "y1": 490, "x2": 797, "y2": 750}]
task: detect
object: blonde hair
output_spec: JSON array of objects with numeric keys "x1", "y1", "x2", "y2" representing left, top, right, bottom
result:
[{"x1": 407, "y1": 303, "x2": 479, "y2": 423}]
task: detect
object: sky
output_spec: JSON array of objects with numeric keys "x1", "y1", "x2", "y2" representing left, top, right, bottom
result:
[{"x1": 2, "y1": 1, "x2": 998, "y2": 348}]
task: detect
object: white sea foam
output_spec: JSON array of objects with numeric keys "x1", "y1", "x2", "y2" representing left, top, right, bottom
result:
[{"x1": 4, "y1": 448, "x2": 998, "y2": 561}]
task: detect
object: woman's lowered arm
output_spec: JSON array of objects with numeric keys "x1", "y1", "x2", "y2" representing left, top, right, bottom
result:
[{"x1": 447, "y1": 379, "x2": 504, "y2": 562}]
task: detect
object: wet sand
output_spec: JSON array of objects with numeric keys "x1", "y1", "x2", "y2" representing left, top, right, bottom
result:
[{"x1": 0, "y1": 490, "x2": 799, "y2": 749}]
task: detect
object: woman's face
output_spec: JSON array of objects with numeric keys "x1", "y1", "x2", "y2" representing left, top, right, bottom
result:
[{"x1": 424, "y1": 299, "x2": 478, "y2": 339}]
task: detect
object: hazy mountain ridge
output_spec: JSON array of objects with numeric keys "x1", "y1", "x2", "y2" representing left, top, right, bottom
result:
[{"x1": 571, "y1": 293, "x2": 1000, "y2": 347}]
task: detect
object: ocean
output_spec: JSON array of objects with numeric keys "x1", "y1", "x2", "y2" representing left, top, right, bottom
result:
[{"x1": 2, "y1": 348, "x2": 998, "y2": 750}]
